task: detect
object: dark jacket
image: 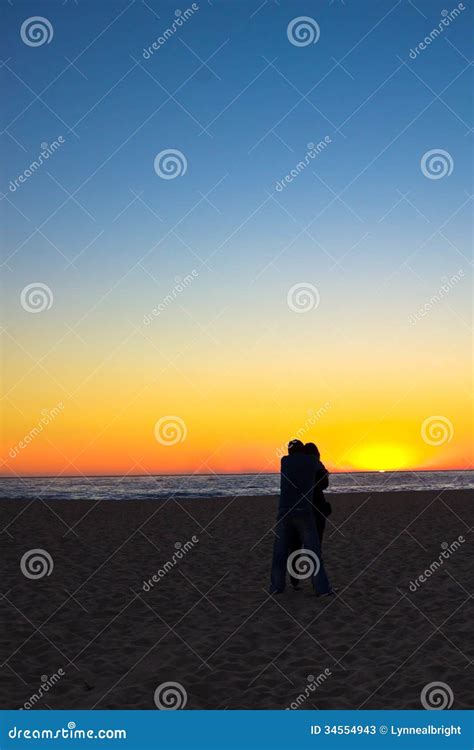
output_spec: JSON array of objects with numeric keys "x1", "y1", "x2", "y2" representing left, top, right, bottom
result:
[{"x1": 279, "y1": 453, "x2": 318, "y2": 512}]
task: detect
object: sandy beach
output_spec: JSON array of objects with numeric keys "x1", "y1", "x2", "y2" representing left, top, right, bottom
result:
[{"x1": 0, "y1": 489, "x2": 472, "y2": 710}]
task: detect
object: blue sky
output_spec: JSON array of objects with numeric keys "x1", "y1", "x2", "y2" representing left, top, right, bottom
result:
[{"x1": 3, "y1": 1, "x2": 471, "y2": 287}]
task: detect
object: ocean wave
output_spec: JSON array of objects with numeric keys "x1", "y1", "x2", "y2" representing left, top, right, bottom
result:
[{"x1": 0, "y1": 471, "x2": 472, "y2": 501}]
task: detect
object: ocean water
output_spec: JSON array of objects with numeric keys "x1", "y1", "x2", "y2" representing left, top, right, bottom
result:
[{"x1": 0, "y1": 471, "x2": 472, "y2": 501}]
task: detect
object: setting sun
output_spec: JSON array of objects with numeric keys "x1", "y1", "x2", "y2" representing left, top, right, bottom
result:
[{"x1": 348, "y1": 443, "x2": 418, "y2": 472}]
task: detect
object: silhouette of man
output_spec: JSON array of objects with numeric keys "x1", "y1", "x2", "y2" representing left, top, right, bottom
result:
[
  {"x1": 288, "y1": 442, "x2": 331, "y2": 590},
  {"x1": 269, "y1": 439, "x2": 333, "y2": 596}
]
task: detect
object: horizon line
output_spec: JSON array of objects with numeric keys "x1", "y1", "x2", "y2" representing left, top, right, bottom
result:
[{"x1": 0, "y1": 468, "x2": 472, "y2": 480}]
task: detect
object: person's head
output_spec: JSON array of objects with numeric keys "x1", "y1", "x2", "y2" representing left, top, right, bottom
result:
[
  {"x1": 288, "y1": 439, "x2": 304, "y2": 455},
  {"x1": 304, "y1": 442, "x2": 320, "y2": 459}
]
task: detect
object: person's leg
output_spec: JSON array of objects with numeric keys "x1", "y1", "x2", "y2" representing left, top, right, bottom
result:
[
  {"x1": 287, "y1": 525, "x2": 302, "y2": 589},
  {"x1": 295, "y1": 512, "x2": 332, "y2": 595},
  {"x1": 269, "y1": 514, "x2": 291, "y2": 593},
  {"x1": 315, "y1": 510, "x2": 326, "y2": 546}
]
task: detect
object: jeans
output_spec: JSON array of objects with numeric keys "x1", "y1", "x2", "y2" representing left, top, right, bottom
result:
[
  {"x1": 289, "y1": 509, "x2": 326, "y2": 588},
  {"x1": 270, "y1": 509, "x2": 332, "y2": 595}
]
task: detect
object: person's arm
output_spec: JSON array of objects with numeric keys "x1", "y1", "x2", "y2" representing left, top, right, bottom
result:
[{"x1": 315, "y1": 464, "x2": 329, "y2": 491}]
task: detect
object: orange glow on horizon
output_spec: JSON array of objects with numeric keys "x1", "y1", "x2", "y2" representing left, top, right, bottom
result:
[{"x1": 1, "y1": 326, "x2": 472, "y2": 477}]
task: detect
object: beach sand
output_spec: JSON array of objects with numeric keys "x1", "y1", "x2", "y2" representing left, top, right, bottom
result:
[{"x1": 0, "y1": 489, "x2": 472, "y2": 710}]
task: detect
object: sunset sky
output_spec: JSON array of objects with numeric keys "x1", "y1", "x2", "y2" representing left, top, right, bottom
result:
[{"x1": 1, "y1": 0, "x2": 472, "y2": 476}]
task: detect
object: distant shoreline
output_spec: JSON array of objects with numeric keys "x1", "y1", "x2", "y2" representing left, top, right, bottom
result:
[{"x1": 0, "y1": 488, "x2": 472, "y2": 502}]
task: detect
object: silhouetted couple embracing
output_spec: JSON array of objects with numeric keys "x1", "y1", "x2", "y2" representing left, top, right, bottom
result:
[{"x1": 269, "y1": 439, "x2": 334, "y2": 597}]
